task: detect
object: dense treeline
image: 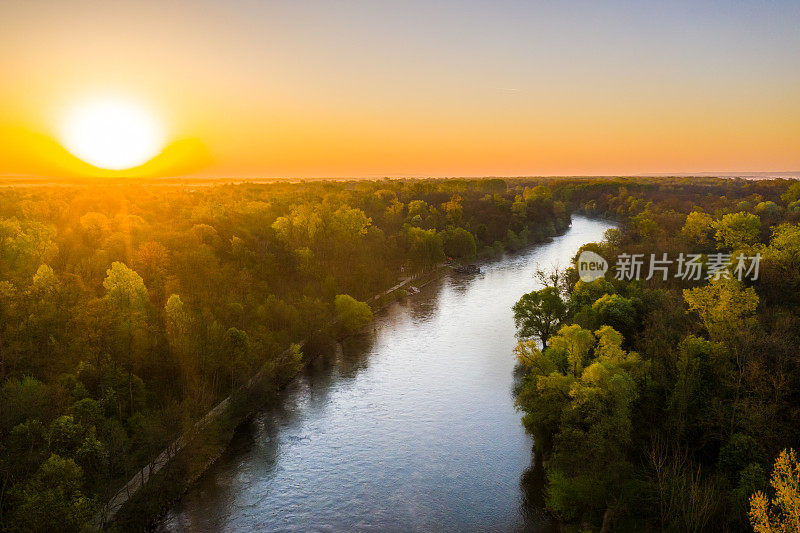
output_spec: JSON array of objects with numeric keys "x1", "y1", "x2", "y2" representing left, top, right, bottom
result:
[
  {"x1": 0, "y1": 177, "x2": 571, "y2": 531},
  {"x1": 512, "y1": 177, "x2": 800, "y2": 531}
]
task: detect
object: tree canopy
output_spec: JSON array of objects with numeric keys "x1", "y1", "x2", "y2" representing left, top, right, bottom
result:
[{"x1": 512, "y1": 286, "x2": 567, "y2": 347}]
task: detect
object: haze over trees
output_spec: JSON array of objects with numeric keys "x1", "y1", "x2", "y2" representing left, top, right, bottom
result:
[
  {"x1": 0, "y1": 177, "x2": 570, "y2": 531},
  {"x1": 2, "y1": 175, "x2": 798, "y2": 531}
]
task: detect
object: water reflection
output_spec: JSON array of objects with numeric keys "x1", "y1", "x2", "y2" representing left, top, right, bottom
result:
[
  {"x1": 519, "y1": 456, "x2": 555, "y2": 531},
  {"x1": 159, "y1": 216, "x2": 615, "y2": 532}
]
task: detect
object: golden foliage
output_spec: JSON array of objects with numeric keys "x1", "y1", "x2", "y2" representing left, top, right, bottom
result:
[{"x1": 749, "y1": 448, "x2": 800, "y2": 533}]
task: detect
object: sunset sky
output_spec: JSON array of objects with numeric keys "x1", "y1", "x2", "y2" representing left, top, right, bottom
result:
[{"x1": 2, "y1": 0, "x2": 799, "y2": 178}]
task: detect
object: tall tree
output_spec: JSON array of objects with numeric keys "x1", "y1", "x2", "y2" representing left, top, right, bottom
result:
[
  {"x1": 103, "y1": 262, "x2": 150, "y2": 417},
  {"x1": 513, "y1": 287, "x2": 567, "y2": 347}
]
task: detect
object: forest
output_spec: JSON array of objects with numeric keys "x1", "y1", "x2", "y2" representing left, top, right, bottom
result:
[
  {"x1": 0, "y1": 177, "x2": 572, "y2": 531},
  {"x1": 512, "y1": 177, "x2": 800, "y2": 531},
  {"x1": 3, "y1": 176, "x2": 799, "y2": 531}
]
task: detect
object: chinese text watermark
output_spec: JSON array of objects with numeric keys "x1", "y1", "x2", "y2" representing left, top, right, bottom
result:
[{"x1": 579, "y1": 252, "x2": 760, "y2": 282}]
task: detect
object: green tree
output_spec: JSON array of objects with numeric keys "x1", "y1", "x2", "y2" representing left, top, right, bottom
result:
[
  {"x1": 442, "y1": 227, "x2": 477, "y2": 260},
  {"x1": 406, "y1": 227, "x2": 445, "y2": 269},
  {"x1": 755, "y1": 201, "x2": 781, "y2": 220},
  {"x1": 225, "y1": 327, "x2": 252, "y2": 387},
  {"x1": 684, "y1": 279, "x2": 759, "y2": 432},
  {"x1": 8, "y1": 454, "x2": 97, "y2": 533},
  {"x1": 515, "y1": 370, "x2": 575, "y2": 453},
  {"x1": 103, "y1": 262, "x2": 150, "y2": 417},
  {"x1": 506, "y1": 228, "x2": 525, "y2": 251},
  {"x1": 47, "y1": 415, "x2": 85, "y2": 457},
  {"x1": 546, "y1": 360, "x2": 638, "y2": 523},
  {"x1": 683, "y1": 278, "x2": 758, "y2": 343},
  {"x1": 513, "y1": 340, "x2": 556, "y2": 375},
  {"x1": 760, "y1": 224, "x2": 800, "y2": 306},
  {"x1": 407, "y1": 200, "x2": 429, "y2": 219},
  {"x1": 682, "y1": 211, "x2": 716, "y2": 249},
  {"x1": 591, "y1": 293, "x2": 636, "y2": 341},
  {"x1": 523, "y1": 185, "x2": 552, "y2": 201},
  {"x1": 512, "y1": 287, "x2": 567, "y2": 347},
  {"x1": 103, "y1": 262, "x2": 149, "y2": 317},
  {"x1": 0, "y1": 377, "x2": 50, "y2": 432},
  {"x1": 548, "y1": 324, "x2": 595, "y2": 377},
  {"x1": 165, "y1": 294, "x2": 199, "y2": 398},
  {"x1": 781, "y1": 182, "x2": 800, "y2": 204},
  {"x1": 0, "y1": 218, "x2": 57, "y2": 281},
  {"x1": 442, "y1": 195, "x2": 463, "y2": 224},
  {"x1": 334, "y1": 294, "x2": 373, "y2": 336},
  {"x1": 569, "y1": 277, "x2": 615, "y2": 312},
  {"x1": 714, "y1": 212, "x2": 761, "y2": 250},
  {"x1": 667, "y1": 335, "x2": 728, "y2": 440}
]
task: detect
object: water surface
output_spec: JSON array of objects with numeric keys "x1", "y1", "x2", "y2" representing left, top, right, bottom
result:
[{"x1": 160, "y1": 216, "x2": 615, "y2": 532}]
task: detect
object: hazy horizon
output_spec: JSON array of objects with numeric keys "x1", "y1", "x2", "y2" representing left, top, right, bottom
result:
[
  {"x1": 2, "y1": 171, "x2": 799, "y2": 185},
  {"x1": 2, "y1": 0, "x2": 799, "y2": 179}
]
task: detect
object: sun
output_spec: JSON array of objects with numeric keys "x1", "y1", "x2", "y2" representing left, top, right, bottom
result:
[{"x1": 60, "y1": 98, "x2": 165, "y2": 170}]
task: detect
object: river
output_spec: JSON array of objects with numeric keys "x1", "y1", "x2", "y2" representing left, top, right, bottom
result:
[{"x1": 159, "y1": 216, "x2": 616, "y2": 532}]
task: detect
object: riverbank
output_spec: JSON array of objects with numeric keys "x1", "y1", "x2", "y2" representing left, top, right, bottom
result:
[
  {"x1": 157, "y1": 216, "x2": 616, "y2": 532},
  {"x1": 103, "y1": 217, "x2": 574, "y2": 530},
  {"x1": 101, "y1": 266, "x2": 448, "y2": 531}
]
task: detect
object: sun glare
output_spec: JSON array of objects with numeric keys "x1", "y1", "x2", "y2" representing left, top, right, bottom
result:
[{"x1": 60, "y1": 98, "x2": 165, "y2": 170}]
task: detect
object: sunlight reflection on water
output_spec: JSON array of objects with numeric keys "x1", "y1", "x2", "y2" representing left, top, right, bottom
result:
[{"x1": 159, "y1": 216, "x2": 616, "y2": 532}]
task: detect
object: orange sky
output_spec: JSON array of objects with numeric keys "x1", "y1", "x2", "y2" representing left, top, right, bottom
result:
[{"x1": 2, "y1": 1, "x2": 799, "y2": 178}]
